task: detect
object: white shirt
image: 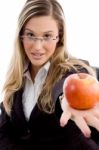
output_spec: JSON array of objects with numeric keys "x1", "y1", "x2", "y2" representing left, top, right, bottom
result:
[{"x1": 22, "y1": 62, "x2": 50, "y2": 120}]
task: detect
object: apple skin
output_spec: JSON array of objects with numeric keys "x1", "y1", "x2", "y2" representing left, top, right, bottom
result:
[{"x1": 63, "y1": 73, "x2": 99, "y2": 110}]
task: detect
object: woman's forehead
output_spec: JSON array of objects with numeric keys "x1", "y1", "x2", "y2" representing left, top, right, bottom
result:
[{"x1": 24, "y1": 16, "x2": 59, "y2": 33}]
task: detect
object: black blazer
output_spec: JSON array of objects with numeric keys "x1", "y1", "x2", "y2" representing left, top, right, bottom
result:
[{"x1": 0, "y1": 66, "x2": 99, "y2": 150}]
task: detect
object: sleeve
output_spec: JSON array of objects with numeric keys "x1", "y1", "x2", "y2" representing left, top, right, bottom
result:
[
  {"x1": 90, "y1": 127, "x2": 99, "y2": 146},
  {"x1": 51, "y1": 64, "x2": 97, "y2": 120},
  {"x1": 0, "y1": 102, "x2": 24, "y2": 150},
  {"x1": 52, "y1": 65, "x2": 89, "y2": 105},
  {"x1": 52, "y1": 66, "x2": 99, "y2": 150}
]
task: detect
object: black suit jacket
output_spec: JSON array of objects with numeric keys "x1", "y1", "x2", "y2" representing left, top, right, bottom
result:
[{"x1": 0, "y1": 66, "x2": 99, "y2": 150}]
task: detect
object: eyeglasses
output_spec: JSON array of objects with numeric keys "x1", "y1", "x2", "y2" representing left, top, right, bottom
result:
[{"x1": 20, "y1": 34, "x2": 59, "y2": 45}]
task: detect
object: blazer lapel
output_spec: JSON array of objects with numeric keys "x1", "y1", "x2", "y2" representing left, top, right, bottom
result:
[{"x1": 11, "y1": 88, "x2": 28, "y2": 130}]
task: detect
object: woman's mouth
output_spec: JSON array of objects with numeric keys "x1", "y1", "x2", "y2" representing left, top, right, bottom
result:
[{"x1": 31, "y1": 52, "x2": 44, "y2": 59}]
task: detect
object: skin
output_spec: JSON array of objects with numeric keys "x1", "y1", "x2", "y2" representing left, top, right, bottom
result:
[
  {"x1": 22, "y1": 16, "x2": 59, "y2": 80},
  {"x1": 22, "y1": 16, "x2": 99, "y2": 138}
]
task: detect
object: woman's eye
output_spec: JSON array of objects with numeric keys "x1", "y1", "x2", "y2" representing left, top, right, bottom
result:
[
  {"x1": 44, "y1": 34, "x2": 52, "y2": 37},
  {"x1": 43, "y1": 34, "x2": 52, "y2": 40},
  {"x1": 26, "y1": 32, "x2": 34, "y2": 37}
]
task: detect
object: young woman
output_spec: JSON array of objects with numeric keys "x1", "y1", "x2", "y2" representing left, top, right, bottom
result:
[{"x1": 0, "y1": 0, "x2": 99, "y2": 149}]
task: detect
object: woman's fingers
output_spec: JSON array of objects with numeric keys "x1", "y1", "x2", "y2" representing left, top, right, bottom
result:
[
  {"x1": 84, "y1": 114, "x2": 99, "y2": 131},
  {"x1": 73, "y1": 116, "x2": 91, "y2": 138},
  {"x1": 92, "y1": 105, "x2": 99, "y2": 119},
  {"x1": 60, "y1": 111, "x2": 71, "y2": 127},
  {"x1": 60, "y1": 97, "x2": 72, "y2": 126},
  {"x1": 60, "y1": 97, "x2": 99, "y2": 136}
]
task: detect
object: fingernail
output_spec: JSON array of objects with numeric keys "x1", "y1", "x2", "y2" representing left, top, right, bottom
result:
[
  {"x1": 85, "y1": 133, "x2": 91, "y2": 138},
  {"x1": 60, "y1": 121, "x2": 65, "y2": 127}
]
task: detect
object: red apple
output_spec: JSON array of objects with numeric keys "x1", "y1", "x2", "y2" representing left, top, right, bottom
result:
[{"x1": 63, "y1": 73, "x2": 99, "y2": 110}]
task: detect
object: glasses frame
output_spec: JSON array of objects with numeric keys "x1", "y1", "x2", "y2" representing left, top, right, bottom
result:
[{"x1": 20, "y1": 34, "x2": 59, "y2": 44}]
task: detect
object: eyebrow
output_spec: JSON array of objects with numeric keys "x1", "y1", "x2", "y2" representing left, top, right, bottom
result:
[{"x1": 24, "y1": 28, "x2": 54, "y2": 34}]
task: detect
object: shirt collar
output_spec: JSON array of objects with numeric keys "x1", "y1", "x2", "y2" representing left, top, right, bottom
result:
[
  {"x1": 43, "y1": 61, "x2": 50, "y2": 72},
  {"x1": 23, "y1": 61, "x2": 50, "y2": 81}
]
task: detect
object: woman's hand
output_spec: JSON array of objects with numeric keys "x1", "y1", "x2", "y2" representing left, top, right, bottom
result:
[{"x1": 60, "y1": 96, "x2": 99, "y2": 138}]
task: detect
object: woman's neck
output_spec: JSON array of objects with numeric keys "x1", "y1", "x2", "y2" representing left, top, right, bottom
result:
[{"x1": 29, "y1": 65, "x2": 41, "y2": 82}]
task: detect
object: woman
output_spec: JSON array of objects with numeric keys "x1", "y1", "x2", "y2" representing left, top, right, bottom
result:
[{"x1": 0, "y1": 0, "x2": 99, "y2": 149}]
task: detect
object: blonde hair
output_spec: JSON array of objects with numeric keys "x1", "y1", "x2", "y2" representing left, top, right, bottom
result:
[{"x1": 3, "y1": 0, "x2": 96, "y2": 115}]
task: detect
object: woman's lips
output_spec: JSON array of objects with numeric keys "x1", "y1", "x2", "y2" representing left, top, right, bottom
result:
[{"x1": 31, "y1": 52, "x2": 44, "y2": 59}]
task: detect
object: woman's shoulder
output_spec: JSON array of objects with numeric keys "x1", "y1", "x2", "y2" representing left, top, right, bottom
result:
[{"x1": 63, "y1": 57, "x2": 95, "y2": 77}]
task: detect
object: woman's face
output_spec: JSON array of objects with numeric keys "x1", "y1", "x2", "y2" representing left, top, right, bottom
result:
[{"x1": 22, "y1": 16, "x2": 59, "y2": 69}]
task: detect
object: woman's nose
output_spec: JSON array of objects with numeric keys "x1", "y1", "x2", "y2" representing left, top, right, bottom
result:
[{"x1": 32, "y1": 39, "x2": 43, "y2": 50}]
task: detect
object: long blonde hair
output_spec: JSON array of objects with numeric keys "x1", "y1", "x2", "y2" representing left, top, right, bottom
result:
[{"x1": 3, "y1": 0, "x2": 95, "y2": 115}]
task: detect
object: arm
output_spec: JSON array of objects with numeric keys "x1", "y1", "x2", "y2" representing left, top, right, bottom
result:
[
  {"x1": 60, "y1": 97, "x2": 99, "y2": 137},
  {"x1": 52, "y1": 65, "x2": 99, "y2": 138},
  {"x1": 0, "y1": 103, "x2": 24, "y2": 150},
  {"x1": 54, "y1": 92, "x2": 99, "y2": 149}
]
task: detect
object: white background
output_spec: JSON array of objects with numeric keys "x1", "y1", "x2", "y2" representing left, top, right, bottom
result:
[{"x1": 0, "y1": 0, "x2": 99, "y2": 101}]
